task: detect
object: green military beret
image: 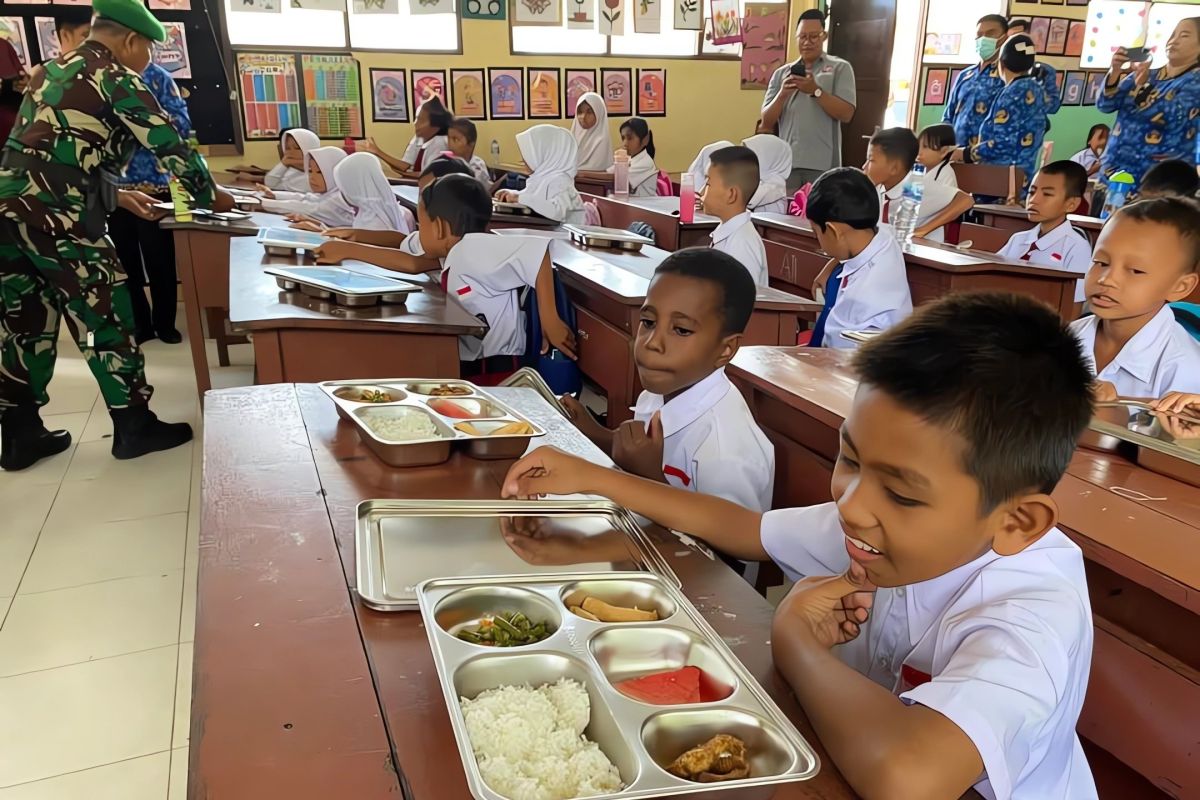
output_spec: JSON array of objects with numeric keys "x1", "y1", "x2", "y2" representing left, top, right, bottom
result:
[{"x1": 93, "y1": 0, "x2": 167, "y2": 42}]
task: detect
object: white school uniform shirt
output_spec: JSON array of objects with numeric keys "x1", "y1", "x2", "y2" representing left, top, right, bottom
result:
[
  {"x1": 1069, "y1": 305, "x2": 1200, "y2": 398},
  {"x1": 627, "y1": 150, "x2": 659, "y2": 197},
  {"x1": 401, "y1": 134, "x2": 450, "y2": 169},
  {"x1": 880, "y1": 172, "x2": 960, "y2": 244},
  {"x1": 442, "y1": 233, "x2": 551, "y2": 360},
  {"x1": 742, "y1": 134, "x2": 792, "y2": 215},
  {"x1": 928, "y1": 159, "x2": 958, "y2": 189},
  {"x1": 466, "y1": 155, "x2": 492, "y2": 189},
  {"x1": 261, "y1": 146, "x2": 353, "y2": 225},
  {"x1": 823, "y1": 228, "x2": 912, "y2": 349},
  {"x1": 761, "y1": 503, "x2": 1097, "y2": 800},
  {"x1": 998, "y1": 221, "x2": 1092, "y2": 303},
  {"x1": 515, "y1": 124, "x2": 586, "y2": 224},
  {"x1": 264, "y1": 129, "x2": 321, "y2": 192},
  {"x1": 1069, "y1": 147, "x2": 1099, "y2": 173},
  {"x1": 710, "y1": 211, "x2": 768, "y2": 287},
  {"x1": 632, "y1": 367, "x2": 774, "y2": 512}
]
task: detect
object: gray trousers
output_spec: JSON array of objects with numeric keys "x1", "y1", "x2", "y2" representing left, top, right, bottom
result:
[{"x1": 787, "y1": 167, "x2": 827, "y2": 192}]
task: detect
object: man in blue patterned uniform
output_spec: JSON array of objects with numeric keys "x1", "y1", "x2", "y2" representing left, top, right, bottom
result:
[{"x1": 942, "y1": 14, "x2": 1009, "y2": 148}]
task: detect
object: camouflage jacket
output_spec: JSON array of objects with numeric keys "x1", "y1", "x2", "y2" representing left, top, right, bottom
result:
[{"x1": 0, "y1": 41, "x2": 214, "y2": 239}]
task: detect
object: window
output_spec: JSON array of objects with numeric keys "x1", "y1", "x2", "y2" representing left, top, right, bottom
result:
[{"x1": 224, "y1": 0, "x2": 460, "y2": 51}]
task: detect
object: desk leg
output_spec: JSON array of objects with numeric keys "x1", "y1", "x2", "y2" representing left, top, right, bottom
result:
[
  {"x1": 173, "y1": 230, "x2": 212, "y2": 401},
  {"x1": 252, "y1": 331, "x2": 285, "y2": 385}
]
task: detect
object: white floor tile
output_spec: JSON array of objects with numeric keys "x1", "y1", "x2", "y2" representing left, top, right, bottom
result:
[
  {"x1": 0, "y1": 751, "x2": 169, "y2": 799},
  {"x1": 20, "y1": 513, "x2": 187, "y2": 595},
  {"x1": 167, "y1": 748, "x2": 188, "y2": 800},
  {"x1": 38, "y1": 361, "x2": 100, "y2": 418},
  {"x1": 47, "y1": 450, "x2": 192, "y2": 525},
  {"x1": 0, "y1": 598, "x2": 9, "y2": 625},
  {"x1": 0, "y1": 646, "x2": 176, "y2": 787},
  {"x1": 173, "y1": 642, "x2": 193, "y2": 749},
  {"x1": 0, "y1": 485, "x2": 57, "y2": 598},
  {"x1": 63, "y1": 436, "x2": 193, "y2": 485},
  {"x1": 0, "y1": 572, "x2": 183, "y2": 677},
  {"x1": 179, "y1": 560, "x2": 196, "y2": 644}
]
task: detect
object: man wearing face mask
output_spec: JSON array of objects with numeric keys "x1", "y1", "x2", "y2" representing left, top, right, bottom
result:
[
  {"x1": 0, "y1": 0, "x2": 235, "y2": 471},
  {"x1": 942, "y1": 14, "x2": 1009, "y2": 147}
]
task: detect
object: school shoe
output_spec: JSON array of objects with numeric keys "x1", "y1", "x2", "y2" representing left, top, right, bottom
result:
[
  {"x1": 156, "y1": 328, "x2": 183, "y2": 345},
  {"x1": 110, "y1": 405, "x2": 193, "y2": 460},
  {"x1": 0, "y1": 405, "x2": 72, "y2": 471}
]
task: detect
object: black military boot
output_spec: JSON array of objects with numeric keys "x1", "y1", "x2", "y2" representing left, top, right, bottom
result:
[
  {"x1": 110, "y1": 405, "x2": 193, "y2": 460},
  {"x1": 0, "y1": 405, "x2": 72, "y2": 471}
]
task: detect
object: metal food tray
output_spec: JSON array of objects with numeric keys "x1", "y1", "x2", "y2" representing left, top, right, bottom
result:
[
  {"x1": 266, "y1": 266, "x2": 421, "y2": 307},
  {"x1": 357, "y1": 502, "x2": 678, "y2": 609},
  {"x1": 256, "y1": 226, "x2": 328, "y2": 256},
  {"x1": 321, "y1": 378, "x2": 547, "y2": 466},
  {"x1": 418, "y1": 572, "x2": 819, "y2": 800},
  {"x1": 563, "y1": 224, "x2": 654, "y2": 251},
  {"x1": 499, "y1": 367, "x2": 569, "y2": 418},
  {"x1": 1086, "y1": 401, "x2": 1200, "y2": 487}
]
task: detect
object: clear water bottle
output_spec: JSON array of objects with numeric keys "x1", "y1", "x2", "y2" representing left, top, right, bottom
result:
[
  {"x1": 489, "y1": 139, "x2": 501, "y2": 164},
  {"x1": 891, "y1": 164, "x2": 925, "y2": 245},
  {"x1": 613, "y1": 149, "x2": 630, "y2": 199},
  {"x1": 1100, "y1": 170, "x2": 1135, "y2": 220}
]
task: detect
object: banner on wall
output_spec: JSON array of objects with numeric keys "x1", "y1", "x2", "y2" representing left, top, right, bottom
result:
[
  {"x1": 741, "y1": 2, "x2": 787, "y2": 89},
  {"x1": 565, "y1": 69, "x2": 595, "y2": 116}
]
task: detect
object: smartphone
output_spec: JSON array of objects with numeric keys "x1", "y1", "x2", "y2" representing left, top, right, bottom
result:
[
  {"x1": 1125, "y1": 46, "x2": 1151, "y2": 63},
  {"x1": 790, "y1": 61, "x2": 807, "y2": 78}
]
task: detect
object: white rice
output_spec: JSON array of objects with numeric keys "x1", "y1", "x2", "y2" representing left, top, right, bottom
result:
[
  {"x1": 359, "y1": 408, "x2": 438, "y2": 441},
  {"x1": 461, "y1": 678, "x2": 624, "y2": 800}
]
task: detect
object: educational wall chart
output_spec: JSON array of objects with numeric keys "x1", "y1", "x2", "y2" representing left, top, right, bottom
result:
[
  {"x1": 488, "y1": 67, "x2": 524, "y2": 119},
  {"x1": 411, "y1": 69, "x2": 447, "y2": 107},
  {"x1": 237, "y1": 52, "x2": 302, "y2": 139},
  {"x1": 370, "y1": 68, "x2": 408, "y2": 122},
  {"x1": 301, "y1": 54, "x2": 364, "y2": 138},
  {"x1": 740, "y1": 2, "x2": 787, "y2": 89},
  {"x1": 601, "y1": 67, "x2": 631, "y2": 115},
  {"x1": 152, "y1": 21, "x2": 192, "y2": 80},
  {"x1": 0, "y1": 17, "x2": 31, "y2": 68}
]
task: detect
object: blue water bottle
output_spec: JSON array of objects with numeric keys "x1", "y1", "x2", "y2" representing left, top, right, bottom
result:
[{"x1": 1100, "y1": 171, "x2": 1135, "y2": 220}]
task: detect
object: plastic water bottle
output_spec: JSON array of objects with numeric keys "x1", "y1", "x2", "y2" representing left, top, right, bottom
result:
[
  {"x1": 891, "y1": 164, "x2": 925, "y2": 245},
  {"x1": 168, "y1": 176, "x2": 191, "y2": 223},
  {"x1": 679, "y1": 173, "x2": 695, "y2": 223},
  {"x1": 613, "y1": 149, "x2": 630, "y2": 199},
  {"x1": 1100, "y1": 170, "x2": 1135, "y2": 220},
  {"x1": 490, "y1": 139, "x2": 501, "y2": 164},
  {"x1": 343, "y1": 136, "x2": 356, "y2": 155}
]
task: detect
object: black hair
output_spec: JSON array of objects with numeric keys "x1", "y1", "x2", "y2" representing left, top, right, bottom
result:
[
  {"x1": 1086, "y1": 123, "x2": 1110, "y2": 143},
  {"x1": 1007, "y1": 18, "x2": 1030, "y2": 33},
  {"x1": 1139, "y1": 159, "x2": 1200, "y2": 200},
  {"x1": 419, "y1": 97, "x2": 453, "y2": 136},
  {"x1": 653, "y1": 248, "x2": 756, "y2": 336},
  {"x1": 1116, "y1": 197, "x2": 1200, "y2": 272},
  {"x1": 420, "y1": 157, "x2": 474, "y2": 180},
  {"x1": 854, "y1": 291, "x2": 1093, "y2": 512},
  {"x1": 806, "y1": 167, "x2": 880, "y2": 232},
  {"x1": 918, "y1": 123, "x2": 957, "y2": 151},
  {"x1": 1000, "y1": 34, "x2": 1037, "y2": 74},
  {"x1": 620, "y1": 117, "x2": 656, "y2": 160},
  {"x1": 978, "y1": 13, "x2": 1008, "y2": 31},
  {"x1": 869, "y1": 127, "x2": 919, "y2": 171},
  {"x1": 708, "y1": 146, "x2": 760, "y2": 206},
  {"x1": 797, "y1": 8, "x2": 826, "y2": 29},
  {"x1": 419, "y1": 174, "x2": 491, "y2": 236},
  {"x1": 56, "y1": 8, "x2": 93, "y2": 35},
  {"x1": 449, "y1": 117, "x2": 478, "y2": 144},
  {"x1": 1038, "y1": 160, "x2": 1088, "y2": 199}
]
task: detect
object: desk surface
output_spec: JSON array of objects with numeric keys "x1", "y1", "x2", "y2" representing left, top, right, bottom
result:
[
  {"x1": 195, "y1": 383, "x2": 856, "y2": 799},
  {"x1": 393, "y1": 183, "x2": 559, "y2": 228},
  {"x1": 226, "y1": 236, "x2": 485, "y2": 335},
  {"x1": 159, "y1": 209, "x2": 277, "y2": 235},
  {"x1": 973, "y1": 203, "x2": 1104, "y2": 232}
]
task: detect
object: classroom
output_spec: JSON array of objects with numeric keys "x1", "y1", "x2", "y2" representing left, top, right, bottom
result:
[{"x1": 0, "y1": 0, "x2": 1198, "y2": 796}]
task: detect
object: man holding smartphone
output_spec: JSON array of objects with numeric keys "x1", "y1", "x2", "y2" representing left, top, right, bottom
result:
[{"x1": 761, "y1": 9, "x2": 857, "y2": 192}]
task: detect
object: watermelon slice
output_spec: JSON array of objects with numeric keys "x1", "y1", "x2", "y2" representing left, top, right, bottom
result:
[{"x1": 614, "y1": 666, "x2": 729, "y2": 705}]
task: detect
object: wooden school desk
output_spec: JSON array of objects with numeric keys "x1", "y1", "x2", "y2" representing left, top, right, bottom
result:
[
  {"x1": 972, "y1": 203, "x2": 1104, "y2": 243},
  {"x1": 551, "y1": 238, "x2": 820, "y2": 426},
  {"x1": 727, "y1": 346, "x2": 1198, "y2": 799},
  {"x1": 752, "y1": 212, "x2": 1079, "y2": 319},
  {"x1": 194, "y1": 383, "x2": 860, "y2": 799},
  {"x1": 225, "y1": 237, "x2": 484, "y2": 383},
  {"x1": 586, "y1": 194, "x2": 719, "y2": 251},
  {"x1": 392, "y1": 184, "x2": 559, "y2": 230},
  {"x1": 492, "y1": 161, "x2": 613, "y2": 195}
]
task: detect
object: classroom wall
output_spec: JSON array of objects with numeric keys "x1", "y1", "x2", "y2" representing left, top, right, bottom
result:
[{"x1": 209, "y1": 0, "x2": 817, "y2": 176}]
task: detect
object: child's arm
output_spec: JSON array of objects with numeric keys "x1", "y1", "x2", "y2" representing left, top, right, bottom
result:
[
  {"x1": 314, "y1": 240, "x2": 439, "y2": 273},
  {"x1": 502, "y1": 446, "x2": 768, "y2": 560},
  {"x1": 1155, "y1": 392, "x2": 1200, "y2": 415},
  {"x1": 363, "y1": 137, "x2": 412, "y2": 173},
  {"x1": 534, "y1": 255, "x2": 578, "y2": 359},
  {"x1": 914, "y1": 189, "x2": 974, "y2": 240}
]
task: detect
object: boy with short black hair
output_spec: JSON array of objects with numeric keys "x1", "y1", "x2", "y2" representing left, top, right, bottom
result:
[
  {"x1": 807, "y1": 168, "x2": 912, "y2": 348},
  {"x1": 864, "y1": 127, "x2": 974, "y2": 243},
  {"x1": 703, "y1": 145, "x2": 770, "y2": 287},
  {"x1": 998, "y1": 160, "x2": 1093, "y2": 307},
  {"x1": 504, "y1": 290, "x2": 1099, "y2": 800},
  {"x1": 563, "y1": 248, "x2": 774, "y2": 512},
  {"x1": 447, "y1": 117, "x2": 492, "y2": 190},
  {"x1": 1071, "y1": 197, "x2": 1200, "y2": 401},
  {"x1": 1137, "y1": 159, "x2": 1200, "y2": 200}
]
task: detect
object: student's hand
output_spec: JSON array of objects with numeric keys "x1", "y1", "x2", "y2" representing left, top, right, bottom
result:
[
  {"x1": 289, "y1": 220, "x2": 325, "y2": 233},
  {"x1": 1154, "y1": 410, "x2": 1200, "y2": 441},
  {"x1": 949, "y1": 147, "x2": 966, "y2": 163},
  {"x1": 1153, "y1": 392, "x2": 1200, "y2": 416},
  {"x1": 116, "y1": 190, "x2": 164, "y2": 221},
  {"x1": 772, "y1": 562, "x2": 877, "y2": 651},
  {"x1": 313, "y1": 241, "x2": 353, "y2": 264},
  {"x1": 1092, "y1": 380, "x2": 1119, "y2": 403},
  {"x1": 612, "y1": 412, "x2": 664, "y2": 481},
  {"x1": 495, "y1": 189, "x2": 519, "y2": 203},
  {"x1": 541, "y1": 317, "x2": 578, "y2": 360},
  {"x1": 255, "y1": 183, "x2": 276, "y2": 200},
  {"x1": 212, "y1": 189, "x2": 237, "y2": 213},
  {"x1": 281, "y1": 150, "x2": 304, "y2": 169},
  {"x1": 561, "y1": 394, "x2": 608, "y2": 439},
  {"x1": 912, "y1": 225, "x2": 934, "y2": 240},
  {"x1": 363, "y1": 138, "x2": 383, "y2": 157},
  {"x1": 324, "y1": 227, "x2": 356, "y2": 240},
  {"x1": 502, "y1": 445, "x2": 602, "y2": 499}
]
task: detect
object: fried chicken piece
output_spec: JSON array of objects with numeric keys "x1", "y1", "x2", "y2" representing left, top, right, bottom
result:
[{"x1": 667, "y1": 734, "x2": 750, "y2": 782}]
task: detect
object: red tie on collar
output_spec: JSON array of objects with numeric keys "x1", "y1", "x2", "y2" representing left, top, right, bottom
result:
[
  {"x1": 882, "y1": 198, "x2": 891, "y2": 221},
  {"x1": 1021, "y1": 241, "x2": 1038, "y2": 261}
]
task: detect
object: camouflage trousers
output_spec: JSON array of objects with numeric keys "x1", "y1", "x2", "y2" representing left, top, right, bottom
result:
[{"x1": 0, "y1": 219, "x2": 152, "y2": 411}]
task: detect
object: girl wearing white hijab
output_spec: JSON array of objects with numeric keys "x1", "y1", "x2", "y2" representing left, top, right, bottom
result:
[
  {"x1": 572, "y1": 92, "x2": 613, "y2": 171},
  {"x1": 686, "y1": 140, "x2": 734, "y2": 191},
  {"x1": 497, "y1": 124, "x2": 585, "y2": 224},
  {"x1": 334, "y1": 152, "x2": 409, "y2": 232},
  {"x1": 260, "y1": 147, "x2": 352, "y2": 223},
  {"x1": 264, "y1": 128, "x2": 320, "y2": 193},
  {"x1": 742, "y1": 134, "x2": 792, "y2": 215}
]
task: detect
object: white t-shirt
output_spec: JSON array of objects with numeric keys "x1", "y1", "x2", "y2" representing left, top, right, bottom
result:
[
  {"x1": 761, "y1": 502, "x2": 1098, "y2": 800},
  {"x1": 1070, "y1": 148, "x2": 1100, "y2": 173},
  {"x1": 632, "y1": 367, "x2": 774, "y2": 512},
  {"x1": 822, "y1": 228, "x2": 912, "y2": 349},
  {"x1": 880, "y1": 172, "x2": 963, "y2": 244},
  {"x1": 1069, "y1": 305, "x2": 1200, "y2": 399},
  {"x1": 710, "y1": 211, "x2": 769, "y2": 287},
  {"x1": 467, "y1": 155, "x2": 492, "y2": 189},
  {"x1": 928, "y1": 159, "x2": 959, "y2": 189},
  {"x1": 627, "y1": 150, "x2": 659, "y2": 197},
  {"x1": 998, "y1": 221, "x2": 1093, "y2": 303},
  {"x1": 401, "y1": 134, "x2": 450, "y2": 169}
]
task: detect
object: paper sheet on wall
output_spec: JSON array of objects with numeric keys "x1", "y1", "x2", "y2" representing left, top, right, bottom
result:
[
  {"x1": 0, "y1": 17, "x2": 31, "y2": 69},
  {"x1": 632, "y1": 0, "x2": 660, "y2": 33},
  {"x1": 709, "y1": 0, "x2": 742, "y2": 45},
  {"x1": 567, "y1": 0, "x2": 596, "y2": 28},
  {"x1": 34, "y1": 17, "x2": 59, "y2": 61},
  {"x1": 674, "y1": 0, "x2": 701, "y2": 30},
  {"x1": 1079, "y1": 1, "x2": 1148, "y2": 69},
  {"x1": 353, "y1": 0, "x2": 399, "y2": 11},
  {"x1": 599, "y1": 0, "x2": 623, "y2": 35},
  {"x1": 152, "y1": 21, "x2": 192, "y2": 80},
  {"x1": 741, "y1": 2, "x2": 787, "y2": 89},
  {"x1": 234, "y1": 0, "x2": 282, "y2": 13},
  {"x1": 411, "y1": 0, "x2": 455, "y2": 15},
  {"x1": 291, "y1": 0, "x2": 347, "y2": 9}
]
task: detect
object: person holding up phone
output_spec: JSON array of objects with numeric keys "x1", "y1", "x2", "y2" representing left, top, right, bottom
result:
[
  {"x1": 760, "y1": 8, "x2": 857, "y2": 192},
  {"x1": 1097, "y1": 17, "x2": 1200, "y2": 190}
]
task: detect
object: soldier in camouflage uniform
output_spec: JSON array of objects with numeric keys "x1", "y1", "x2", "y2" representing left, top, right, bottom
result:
[{"x1": 0, "y1": 0, "x2": 233, "y2": 470}]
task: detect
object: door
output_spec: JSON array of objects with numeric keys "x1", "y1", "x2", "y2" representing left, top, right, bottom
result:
[{"x1": 827, "y1": 0, "x2": 897, "y2": 167}]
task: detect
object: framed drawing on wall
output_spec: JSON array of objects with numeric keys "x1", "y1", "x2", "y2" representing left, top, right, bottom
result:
[
  {"x1": 600, "y1": 68, "x2": 632, "y2": 116},
  {"x1": 451, "y1": 68, "x2": 487, "y2": 120},
  {"x1": 527, "y1": 67, "x2": 561, "y2": 118},
  {"x1": 565, "y1": 69, "x2": 596, "y2": 118},
  {"x1": 370, "y1": 69, "x2": 409, "y2": 122},
  {"x1": 488, "y1": 67, "x2": 525, "y2": 119}
]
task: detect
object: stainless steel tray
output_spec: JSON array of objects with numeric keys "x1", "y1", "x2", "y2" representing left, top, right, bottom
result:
[
  {"x1": 357, "y1": 502, "x2": 678, "y2": 610},
  {"x1": 256, "y1": 226, "x2": 328, "y2": 254},
  {"x1": 563, "y1": 224, "x2": 653, "y2": 251},
  {"x1": 1085, "y1": 401, "x2": 1200, "y2": 487},
  {"x1": 499, "y1": 367, "x2": 569, "y2": 418},
  {"x1": 418, "y1": 572, "x2": 819, "y2": 799},
  {"x1": 266, "y1": 266, "x2": 421, "y2": 307},
  {"x1": 321, "y1": 378, "x2": 547, "y2": 466}
]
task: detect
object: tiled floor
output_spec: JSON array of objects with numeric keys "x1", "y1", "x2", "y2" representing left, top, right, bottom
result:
[{"x1": 0, "y1": 313, "x2": 252, "y2": 799}]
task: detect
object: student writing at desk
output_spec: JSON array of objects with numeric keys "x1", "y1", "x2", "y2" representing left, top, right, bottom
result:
[{"x1": 505, "y1": 292, "x2": 1100, "y2": 800}]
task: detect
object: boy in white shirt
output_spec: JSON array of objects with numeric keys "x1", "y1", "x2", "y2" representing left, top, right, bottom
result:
[
  {"x1": 562, "y1": 249, "x2": 774, "y2": 513},
  {"x1": 807, "y1": 168, "x2": 912, "y2": 348},
  {"x1": 864, "y1": 127, "x2": 974, "y2": 243},
  {"x1": 997, "y1": 161, "x2": 1093, "y2": 310},
  {"x1": 1069, "y1": 198, "x2": 1200, "y2": 401},
  {"x1": 702, "y1": 146, "x2": 769, "y2": 287},
  {"x1": 504, "y1": 291, "x2": 1099, "y2": 800},
  {"x1": 448, "y1": 118, "x2": 494, "y2": 191}
]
